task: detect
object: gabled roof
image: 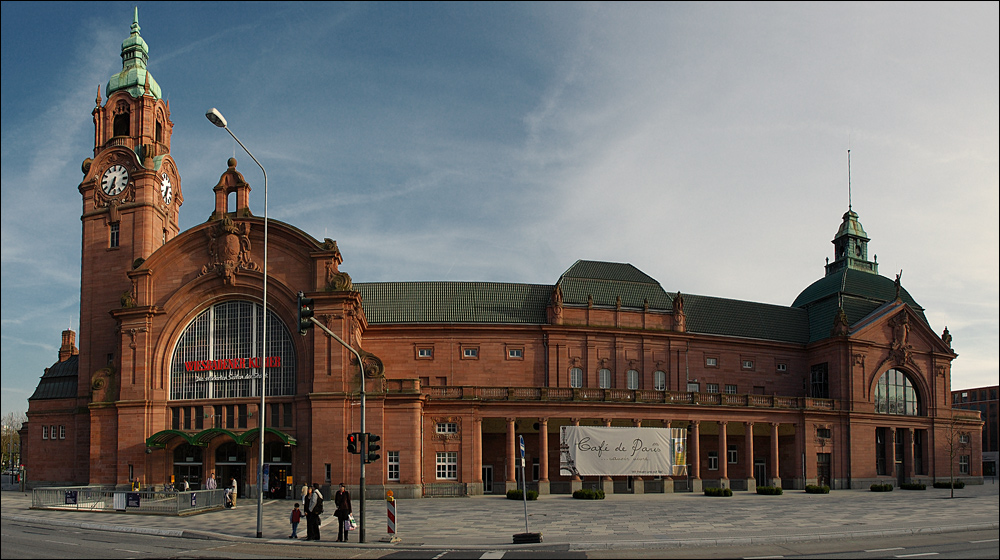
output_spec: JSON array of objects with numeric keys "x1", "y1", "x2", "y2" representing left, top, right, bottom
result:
[
  {"x1": 684, "y1": 294, "x2": 811, "y2": 344},
  {"x1": 355, "y1": 282, "x2": 551, "y2": 324},
  {"x1": 28, "y1": 355, "x2": 78, "y2": 400},
  {"x1": 556, "y1": 260, "x2": 673, "y2": 310}
]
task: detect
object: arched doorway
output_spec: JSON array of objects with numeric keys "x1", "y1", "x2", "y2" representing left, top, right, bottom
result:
[
  {"x1": 173, "y1": 444, "x2": 203, "y2": 490},
  {"x1": 215, "y1": 441, "x2": 247, "y2": 496},
  {"x1": 264, "y1": 441, "x2": 292, "y2": 499}
]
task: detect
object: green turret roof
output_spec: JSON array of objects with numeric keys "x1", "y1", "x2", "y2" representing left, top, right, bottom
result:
[{"x1": 106, "y1": 8, "x2": 161, "y2": 100}]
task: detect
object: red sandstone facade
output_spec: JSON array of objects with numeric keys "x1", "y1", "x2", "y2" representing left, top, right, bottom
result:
[{"x1": 24, "y1": 14, "x2": 983, "y2": 498}]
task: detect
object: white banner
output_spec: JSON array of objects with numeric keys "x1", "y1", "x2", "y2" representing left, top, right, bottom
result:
[{"x1": 559, "y1": 426, "x2": 688, "y2": 477}]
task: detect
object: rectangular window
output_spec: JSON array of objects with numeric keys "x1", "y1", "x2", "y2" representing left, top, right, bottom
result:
[
  {"x1": 462, "y1": 347, "x2": 478, "y2": 359},
  {"x1": 708, "y1": 451, "x2": 719, "y2": 470},
  {"x1": 532, "y1": 458, "x2": 540, "y2": 481},
  {"x1": 195, "y1": 406, "x2": 204, "y2": 430},
  {"x1": 417, "y1": 348, "x2": 433, "y2": 359},
  {"x1": 270, "y1": 403, "x2": 280, "y2": 427},
  {"x1": 226, "y1": 405, "x2": 235, "y2": 429},
  {"x1": 238, "y1": 404, "x2": 248, "y2": 429},
  {"x1": 42, "y1": 426, "x2": 48, "y2": 440},
  {"x1": 959, "y1": 455, "x2": 970, "y2": 475},
  {"x1": 436, "y1": 452, "x2": 458, "y2": 480},
  {"x1": 653, "y1": 371, "x2": 665, "y2": 391},
  {"x1": 214, "y1": 405, "x2": 223, "y2": 428},
  {"x1": 817, "y1": 428, "x2": 832, "y2": 439},
  {"x1": 706, "y1": 383, "x2": 719, "y2": 393},
  {"x1": 570, "y1": 368, "x2": 583, "y2": 389},
  {"x1": 110, "y1": 223, "x2": 120, "y2": 248},
  {"x1": 325, "y1": 463, "x2": 332, "y2": 484},
  {"x1": 728, "y1": 444, "x2": 738, "y2": 464},
  {"x1": 777, "y1": 363, "x2": 787, "y2": 372},
  {"x1": 876, "y1": 427, "x2": 887, "y2": 475},
  {"x1": 283, "y1": 403, "x2": 293, "y2": 427},
  {"x1": 436, "y1": 422, "x2": 458, "y2": 434},
  {"x1": 706, "y1": 357, "x2": 718, "y2": 367},
  {"x1": 627, "y1": 370, "x2": 639, "y2": 390},
  {"x1": 507, "y1": 348, "x2": 523, "y2": 359},
  {"x1": 959, "y1": 433, "x2": 970, "y2": 444},
  {"x1": 687, "y1": 382, "x2": 700, "y2": 393},
  {"x1": 172, "y1": 407, "x2": 181, "y2": 430},
  {"x1": 599, "y1": 369, "x2": 612, "y2": 389},
  {"x1": 183, "y1": 406, "x2": 192, "y2": 430},
  {"x1": 742, "y1": 359, "x2": 754, "y2": 370},
  {"x1": 724, "y1": 384, "x2": 738, "y2": 394},
  {"x1": 388, "y1": 451, "x2": 400, "y2": 481},
  {"x1": 810, "y1": 363, "x2": 830, "y2": 399}
]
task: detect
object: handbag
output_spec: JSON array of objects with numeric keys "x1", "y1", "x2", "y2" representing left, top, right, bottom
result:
[{"x1": 348, "y1": 513, "x2": 357, "y2": 531}]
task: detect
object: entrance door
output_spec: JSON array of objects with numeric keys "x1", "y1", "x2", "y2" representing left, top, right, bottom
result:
[
  {"x1": 816, "y1": 453, "x2": 831, "y2": 487},
  {"x1": 754, "y1": 458, "x2": 767, "y2": 483},
  {"x1": 894, "y1": 428, "x2": 905, "y2": 485},
  {"x1": 268, "y1": 465, "x2": 290, "y2": 499},
  {"x1": 482, "y1": 465, "x2": 494, "y2": 494}
]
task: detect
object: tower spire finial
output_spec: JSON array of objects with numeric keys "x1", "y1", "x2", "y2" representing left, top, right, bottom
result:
[
  {"x1": 132, "y1": 6, "x2": 140, "y2": 35},
  {"x1": 848, "y1": 149, "x2": 852, "y2": 211}
]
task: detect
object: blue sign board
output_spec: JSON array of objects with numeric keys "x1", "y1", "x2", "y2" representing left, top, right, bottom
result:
[{"x1": 519, "y1": 434, "x2": 525, "y2": 458}]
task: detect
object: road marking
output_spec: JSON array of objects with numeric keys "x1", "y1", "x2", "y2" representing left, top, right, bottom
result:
[
  {"x1": 970, "y1": 538, "x2": 999, "y2": 543},
  {"x1": 43, "y1": 540, "x2": 76, "y2": 546},
  {"x1": 743, "y1": 556, "x2": 784, "y2": 559},
  {"x1": 866, "y1": 548, "x2": 905, "y2": 552},
  {"x1": 895, "y1": 554, "x2": 939, "y2": 558},
  {"x1": 114, "y1": 549, "x2": 145, "y2": 554},
  {"x1": 432, "y1": 553, "x2": 448, "y2": 560},
  {"x1": 481, "y1": 553, "x2": 505, "y2": 559}
]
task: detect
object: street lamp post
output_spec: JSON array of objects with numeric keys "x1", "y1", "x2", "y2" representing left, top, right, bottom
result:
[{"x1": 206, "y1": 108, "x2": 268, "y2": 539}]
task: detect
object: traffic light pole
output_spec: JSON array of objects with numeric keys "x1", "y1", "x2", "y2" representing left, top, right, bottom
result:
[{"x1": 306, "y1": 315, "x2": 368, "y2": 543}]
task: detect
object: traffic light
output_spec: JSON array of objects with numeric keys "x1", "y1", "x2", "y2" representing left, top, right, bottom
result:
[
  {"x1": 297, "y1": 291, "x2": 314, "y2": 335},
  {"x1": 347, "y1": 432, "x2": 360, "y2": 454},
  {"x1": 365, "y1": 433, "x2": 381, "y2": 463}
]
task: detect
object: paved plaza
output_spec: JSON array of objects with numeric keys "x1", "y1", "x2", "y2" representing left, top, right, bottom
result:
[{"x1": 2, "y1": 483, "x2": 998, "y2": 550}]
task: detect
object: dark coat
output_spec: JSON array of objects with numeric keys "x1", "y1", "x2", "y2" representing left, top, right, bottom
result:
[{"x1": 334, "y1": 489, "x2": 352, "y2": 520}]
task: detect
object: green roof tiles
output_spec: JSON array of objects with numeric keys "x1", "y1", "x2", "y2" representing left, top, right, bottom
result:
[
  {"x1": 355, "y1": 282, "x2": 552, "y2": 324},
  {"x1": 557, "y1": 260, "x2": 673, "y2": 310},
  {"x1": 28, "y1": 355, "x2": 78, "y2": 400},
  {"x1": 683, "y1": 294, "x2": 811, "y2": 343},
  {"x1": 106, "y1": 8, "x2": 162, "y2": 100}
]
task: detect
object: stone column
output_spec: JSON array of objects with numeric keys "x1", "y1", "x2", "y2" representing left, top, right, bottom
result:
[
  {"x1": 718, "y1": 421, "x2": 729, "y2": 489},
  {"x1": 691, "y1": 420, "x2": 702, "y2": 493},
  {"x1": 770, "y1": 422, "x2": 781, "y2": 488},
  {"x1": 471, "y1": 416, "x2": 484, "y2": 495},
  {"x1": 570, "y1": 418, "x2": 583, "y2": 492},
  {"x1": 632, "y1": 418, "x2": 644, "y2": 494},
  {"x1": 745, "y1": 421, "x2": 756, "y2": 492},
  {"x1": 663, "y1": 419, "x2": 674, "y2": 493},
  {"x1": 902, "y1": 428, "x2": 914, "y2": 482},
  {"x1": 506, "y1": 417, "x2": 517, "y2": 493},
  {"x1": 538, "y1": 417, "x2": 550, "y2": 495},
  {"x1": 602, "y1": 418, "x2": 615, "y2": 494}
]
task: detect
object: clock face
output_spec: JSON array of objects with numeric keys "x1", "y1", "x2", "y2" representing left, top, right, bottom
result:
[
  {"x1": 101, "y1": 164, "x2": 129, "y2": 196},
  {"x1": 160, "y1": 173, "x2": 173, "y2": 205}
]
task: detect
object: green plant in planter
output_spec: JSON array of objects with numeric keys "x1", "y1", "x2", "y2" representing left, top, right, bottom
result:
[
  {"x1": 704, "y1": 487, "x2": 733, "y2": 497},
  {"x1": 572, "y1": 488, "x2": 605, "y2": 499},
  {"x1": 804, "y1": 485, "x2": 830, "y2": 494},
  {"x1": 755, "y1": 486, "x2": 783, "y2": 495},
  {"x1": 870, "y1": 483, "x2": 894, "y2": 492},
  {"x1": 506, "y1": 489, "x2": 538, "y2": 500}
]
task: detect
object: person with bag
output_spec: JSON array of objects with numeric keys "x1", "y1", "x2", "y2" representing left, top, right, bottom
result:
[
  {"x1": 334, "y1": 482, "x2": 353, "y2": 542},
  {"x1": 306, "y1": 483, "x2": 324, "y2": 541}
]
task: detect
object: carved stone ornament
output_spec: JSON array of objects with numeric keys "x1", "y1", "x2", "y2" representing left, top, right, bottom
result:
[
  {"x1": 200, "y1": 215, "x2": 259, "y2": 285},
  {"x1": 357, "y1": 349, "x2": 385, "y2": 379},
  {"x1": 326, "y1": 268, "x2": 353, "y2": 292},
  {"x1": 888, "y1": 312, "x2": 913, "y2": 366},
  {"x1": 91, "y1": 366, "x2": 118, "y2": 403},
  {"x1": 831, "y1": 307, "x2": 850, "y2": 337}
]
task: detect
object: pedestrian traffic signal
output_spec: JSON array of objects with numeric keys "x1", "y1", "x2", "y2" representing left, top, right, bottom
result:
[
  {"x1": 347, "y1": 432, "x2": 360, "y2": 454},
  {"x1": 365, "y1": 433, "x2": 381, "y2": 463},
  {"x1": 297, "y1": 291, "x2": 314, "y2": 335}
]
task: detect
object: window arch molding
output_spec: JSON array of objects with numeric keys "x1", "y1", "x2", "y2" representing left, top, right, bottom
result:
[{"x1": 872, "y1": 368, "x2": 924, "y2": 416}]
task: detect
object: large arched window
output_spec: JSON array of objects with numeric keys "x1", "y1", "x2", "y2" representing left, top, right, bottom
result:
[
  {"x1": 874, "y1": 368, "x2": 921, "y2": 416},
  {"x1": 170, "y1": 300, "x2": 296, "y2": 400}
]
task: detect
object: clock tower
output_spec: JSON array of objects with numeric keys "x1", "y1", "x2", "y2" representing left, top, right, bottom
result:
[
  {"x1": 77, "y1": 8, "x2": 182, "y2": 480},
  {"x1": 825, "y1": 208, "x2": 877, "y2": 276}
]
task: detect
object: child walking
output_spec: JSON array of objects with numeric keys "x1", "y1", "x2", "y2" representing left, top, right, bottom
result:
[{"x1": 289, "y1": 502, "x2": 301, "y2": 539}]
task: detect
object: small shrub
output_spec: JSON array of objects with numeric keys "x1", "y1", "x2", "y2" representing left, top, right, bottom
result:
[
  {"x1": 572, "y1": 488, "x2": 605, "y2": 500},
  {"x1": 755, "y1": 486, "x2": 783, "y2": 495},
  {"x1": 870, "y1": 483, "x2": 894, "y2": 492},
  {"x1": 900, "y1": 483, "x2": 926, "y2": 490},
  {"x1": 506, "y1": 489, "x2": 538, "y2": 500},
  {"x1": 704, "y1": 487, "x2": 733, "y2": 497},
  {"x1": 933, "y1": 481, "x2": 965, "y2": 489},
  {"x1": 805, "y1": 485, "x2": 830, "y2": 494}
]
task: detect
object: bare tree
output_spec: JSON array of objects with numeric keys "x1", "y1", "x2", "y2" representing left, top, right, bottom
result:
[
  {"x1": 2, "y1": 411, "x2": 27, "y2": 472},
  {"x1": 944, "y1": 419, "x2": 971, "y2": 499}
]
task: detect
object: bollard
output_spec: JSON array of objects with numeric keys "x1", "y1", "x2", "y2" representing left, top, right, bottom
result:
[{"x1": 380, "y1": 490, "x2": 401, "y2": 543}]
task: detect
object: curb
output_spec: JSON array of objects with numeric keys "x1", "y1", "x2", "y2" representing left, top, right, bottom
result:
[{"x1": 5, "y1": 512, "x2": 997, "y2": 550}]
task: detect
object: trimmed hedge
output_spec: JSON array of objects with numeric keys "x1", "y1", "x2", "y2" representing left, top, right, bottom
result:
[
  {"x1": 805, "y1": 485, "x2": 830, "y2": 494},
  {"x1": 755, "y1": 486, "x2": 783, "y2": 495},
  {"x1": 572, "y1": 488, "x2": 605, "y2": 500},
  {"x1": 704, "y1": 487, "x2": 733, "y2": 497},
  {"x1": 506, "y1": 489, "x2": 538, "y2": 500},
  {"x1": 870, "y1": 483, "x2": 894, "y2": 492},
  {"x1": 933, "y1": 481, "x2": 965, "y2": 489},
  {"x1": 900, "y1": 483, "x2": 926, "y2": 490}
]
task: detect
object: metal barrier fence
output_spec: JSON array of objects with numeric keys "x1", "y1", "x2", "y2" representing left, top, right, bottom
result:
[{"x1": 31, "y1": 486, "x2": 227, "y2": 516}]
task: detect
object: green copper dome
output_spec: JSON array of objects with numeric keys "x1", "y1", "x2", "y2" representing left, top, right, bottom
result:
[{"x1": 106, "y1": 8, "x2": 161, "y2": 100}]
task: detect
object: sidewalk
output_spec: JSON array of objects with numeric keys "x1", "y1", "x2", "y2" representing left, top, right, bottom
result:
[{"x1": 2, "y1": 484, "x2": 998, "y2": 550}]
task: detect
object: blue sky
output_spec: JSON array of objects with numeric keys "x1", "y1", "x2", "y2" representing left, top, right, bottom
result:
[{"x1": 2, "y1": 1, "x2": 997, "y2": 416}]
